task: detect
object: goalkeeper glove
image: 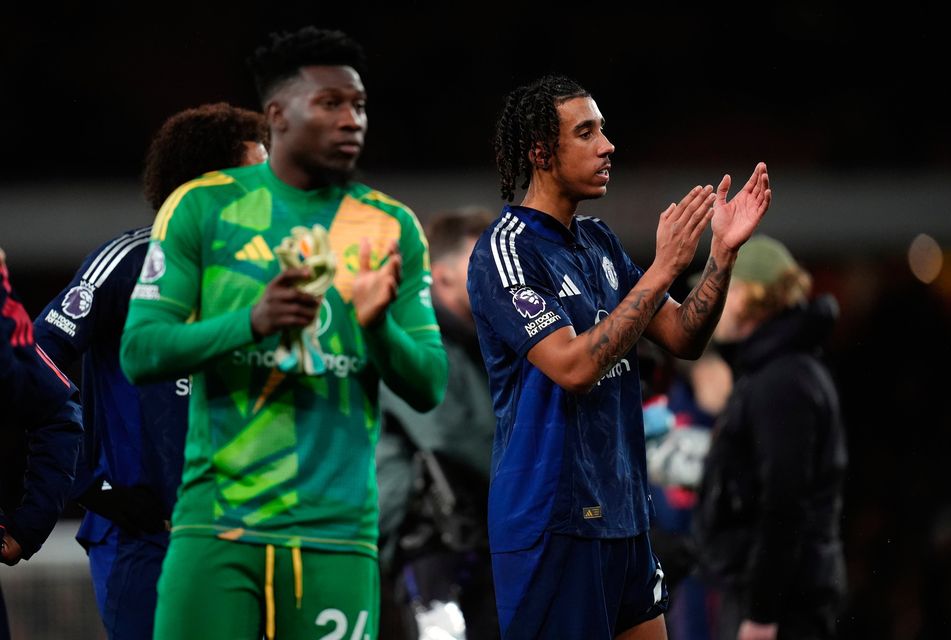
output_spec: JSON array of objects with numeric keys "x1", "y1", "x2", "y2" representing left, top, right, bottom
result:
[{"x1": 273, "y1": 224, "x2": 337, "y2": 375}]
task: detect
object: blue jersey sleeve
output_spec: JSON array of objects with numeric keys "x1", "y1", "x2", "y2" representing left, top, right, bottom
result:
[
  {"x1": 33, "y1": 228, "x2": 151, "y2": 501},
  {"x1": 34, "y1": 227, "x2": 151, "y2": 368},
  {"x1": 467, "y1": 224, "x2": 571, "y2": 358}
]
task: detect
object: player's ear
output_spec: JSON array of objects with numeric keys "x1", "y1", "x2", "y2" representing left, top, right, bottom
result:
[
  {"x1": 266, "y1": 101, "x2": 287, "y2": 133},
  {"x1": 529, "y1": 142, "x2": 551, "y2": 170}
]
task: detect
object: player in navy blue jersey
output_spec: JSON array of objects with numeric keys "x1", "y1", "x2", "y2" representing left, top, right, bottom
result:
[
  {"x1": 34, "y1": 103, "x2": 267, "y2": 640},
  {"x1": 1, "y1": 248, "x2": 83, "y2": 640},
  {"x1": 467, "y1": 75, "x2": 771, "y2": 639}
]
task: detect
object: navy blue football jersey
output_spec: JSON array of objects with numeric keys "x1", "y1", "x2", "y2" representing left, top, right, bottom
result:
[
  {"x1": 34, "y1": 226, "x2": 189, "y2": 545},
  {"x1": 467, "y1": 205, "x2": 666, "y2": 552}
]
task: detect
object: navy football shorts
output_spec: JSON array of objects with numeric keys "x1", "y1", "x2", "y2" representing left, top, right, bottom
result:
[{"x1": 492, "y1": 531, "x2": 668, "y2": 639}]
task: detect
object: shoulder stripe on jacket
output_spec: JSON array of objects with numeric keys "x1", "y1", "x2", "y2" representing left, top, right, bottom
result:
[{"x1": 35, "y1": 344, "x2": 71, "y2": 388}]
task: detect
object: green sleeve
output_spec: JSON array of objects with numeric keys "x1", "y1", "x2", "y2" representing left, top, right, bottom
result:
[
  {"x1": 121, "y1": 305, "x2": 254, "y2": 384},
  {"x1": 120, "y1": 194, "x2": 255, "y2": 384},
  {"x1": 363, "y1": 214, "x2": 447, "y2": 411}
]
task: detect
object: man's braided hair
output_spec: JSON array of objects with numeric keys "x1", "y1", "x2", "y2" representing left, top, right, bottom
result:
[{"x1": 493, "y1": 75, "x2": 589, "y2": 202}]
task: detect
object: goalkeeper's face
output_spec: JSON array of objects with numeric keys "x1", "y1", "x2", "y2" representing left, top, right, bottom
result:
[{"x1": 277, "y1": 65, "x2": 368, "y2": 182}]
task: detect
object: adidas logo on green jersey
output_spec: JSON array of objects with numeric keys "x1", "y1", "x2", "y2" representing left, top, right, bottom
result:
[{"x1": 235, "y1": 235, "x2": 275, "y2": 262}]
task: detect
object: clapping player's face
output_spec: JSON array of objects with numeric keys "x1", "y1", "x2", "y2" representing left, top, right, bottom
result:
[
  {"x1": 278, "y1": 65, "x2": 367, "y2": 182},
  {"x1": 549, "y1": 97, "x2": 614, "y2": 201}
]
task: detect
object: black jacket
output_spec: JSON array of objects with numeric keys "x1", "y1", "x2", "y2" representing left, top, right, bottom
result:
[
  {"x1": 1, "y1": 262, "x2": 83, "y2": 560},
  {"x1": 694, "y1": 295, "x2": 848, "y2": 623},
  {"x1": 1, "y1": 392, "x2": 82, "y2": 559}
]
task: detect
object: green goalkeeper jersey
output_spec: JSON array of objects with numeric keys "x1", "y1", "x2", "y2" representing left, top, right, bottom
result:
[{"x1": 121, "y1": 163, "x2": 447, "y2": 557}]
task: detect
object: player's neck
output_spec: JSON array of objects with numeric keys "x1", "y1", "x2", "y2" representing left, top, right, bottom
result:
[
  {"x1": 269, "y1": 154, "x2": 351, "y2": 192},
  {"x1": 521, "y1": 183, "x2": 577, "y2": 228}
]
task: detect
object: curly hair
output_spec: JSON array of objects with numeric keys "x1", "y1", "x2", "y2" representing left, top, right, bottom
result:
[
  {"x1": 246, "y1": 26, "x2": 368, "y2": 105},
  {"x1": 142, "y1": 103, "x2": 268, "y2": 211},
  {"x1": 494, "y1": 75, "x2": 590, "y2": 202}
]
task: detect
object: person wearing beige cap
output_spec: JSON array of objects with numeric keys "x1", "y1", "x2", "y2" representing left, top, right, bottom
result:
[
  {"x1": 711, "y1": 235, "x2": 812, "y2": 344},
  {"x1": 694, "y1": 235, "x2": 848, "y2": 640}
]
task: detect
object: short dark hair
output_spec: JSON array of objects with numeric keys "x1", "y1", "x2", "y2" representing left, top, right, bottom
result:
[
  {"x1": 142, "y1": 102, "x2": 268, "y2": 211},
  {"x1": 425, "y1": 208, "x2": 496, "y2": 263},
  {"x1": 494, "y1": 75, "x2": 590, "y2": 202},
  {"x1": 246, "y1": 26, "x2": 368, "y2": 105}
]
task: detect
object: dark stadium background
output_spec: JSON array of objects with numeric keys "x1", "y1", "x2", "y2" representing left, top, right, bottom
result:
[{"x1": 2, "y1": 5, "x2": 949, "y2": 638}]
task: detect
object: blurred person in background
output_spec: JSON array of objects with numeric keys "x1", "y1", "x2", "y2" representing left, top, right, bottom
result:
[
  {"x1": 33, "y1": 102, "x2": 268, "y2": 640},
  {"x1": 0, "y1": 248, "x2": 83, "y2": 640},
  {"x1": 639, "y1": 338, "x2": 731, "y2": 640},
  {"x1": 694, "y1": 235, "x2": 847, "y2": 640},
  {"x1": 377, "y1": 207, "x2": 498, "y2": 640}
]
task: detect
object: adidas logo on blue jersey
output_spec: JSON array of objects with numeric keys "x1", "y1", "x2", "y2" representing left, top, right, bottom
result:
[
  {"x1": 557, "y1": 274, "x2": 582, "y2": 298},
  {"x1": 582, "y1": 505, "x2": 602, "y2": 519}
]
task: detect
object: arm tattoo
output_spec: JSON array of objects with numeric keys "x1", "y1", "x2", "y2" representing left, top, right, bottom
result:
[
  {"x1": 584, "y1": 287, "x2": 665, "y2": 378},
  {"x1": 681, "y1": 256, "x2": 730, "y2": 336}
]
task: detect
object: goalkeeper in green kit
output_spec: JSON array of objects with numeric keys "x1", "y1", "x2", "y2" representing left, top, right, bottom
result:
[{"x1": 120, "y1": 26, "x2": 447, "y2": 640}]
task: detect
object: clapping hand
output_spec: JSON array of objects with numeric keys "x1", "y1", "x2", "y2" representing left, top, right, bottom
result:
[{"x1": 711, "y1": 162, "x2": 771, "y2": 252}]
